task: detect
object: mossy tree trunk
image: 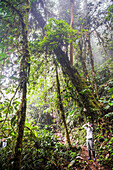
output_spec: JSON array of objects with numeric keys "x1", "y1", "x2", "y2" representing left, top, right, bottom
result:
[
  {"x1": 70, "y1": 0, "x2": 74, "y2": 65},
  {"x1": 13, "y1": 5, "x2": 31, "y2": 170},
  {"x1": 78, "y1": 39, "x2": 90, "y2": 83},
  {"x1": 87, "y1": 33, "x2": 99, "y2": 99},
  {"x1": 54, "y1": 46, "x2": 100, "y2": 118},
  {"x1": 55, "y1": 62, "x2": 71, "y2": 148},
  {"x1": 2, "y1": 1, "x2": 31, "y2": 169}
]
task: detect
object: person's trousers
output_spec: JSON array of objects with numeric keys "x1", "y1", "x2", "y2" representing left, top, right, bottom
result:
[
  {"x1": 86, "y1": 138, "x2": 94, "y2": 151},
  {"x1": 86, "y1": 138, "x2": 96, "y2": 161}
]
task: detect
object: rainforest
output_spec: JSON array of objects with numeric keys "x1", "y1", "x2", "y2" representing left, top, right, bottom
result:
[{"x1": 0, "y1": 0, "x2": 113, "y2": 169}]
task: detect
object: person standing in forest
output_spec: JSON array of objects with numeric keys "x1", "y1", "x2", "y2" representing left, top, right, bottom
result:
[{"x1": 83, "y1": 122, "x2": 96, "y2": 161}]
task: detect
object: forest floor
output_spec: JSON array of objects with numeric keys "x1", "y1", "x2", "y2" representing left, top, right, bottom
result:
[
  {"x1": 79, "y1": 146, "x2": 110, "y2": 170},
  {"x1": 55, "y1": 132, "x2": 111, "y2": 169}
]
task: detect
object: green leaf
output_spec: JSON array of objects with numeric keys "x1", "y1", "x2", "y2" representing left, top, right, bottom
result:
[
  {"x1": 31, "y1": 126, "x2": 37, "y2": 130},
  {"x1": 3, "y1": 107, "x2": 7, "y2": 113},
  {"x1": 0, "y1": 75, "x2": 6, "y2": 79},
  {"x1": 80, "y1": 89, "x2": 91, "y2": 94},
  {"x1": 11, "y1": 115, "x2": 16, "y2": 126},
  {"x1": 9, "y1": 36, "x2": 13, "y2": 40},
  {"x1": 108, "y1": 87, "x2": 113, "y2": 92},
  {"x1": 9, "y1": 76, "x2": 18, "y2": 80},
  {"x1": 25, "y1": 122, "x2": 31, "y2": 128},
  {"x1": 69, "y1": 110, "x2": 75, "y2": 116},
  {"x1": 34, "y1": 130, "x2": 38, "y2": 137},
  {"x1": 18, "y1": 148, "x2": 21, "y2": 152},
  {"x1": 0, "y1": 53, "x2": 6, "y2": 61},
  {"x1": 109, "y1": 102, "x2": 113, "y2": 106},
  {"x1": 110, "y1": 137, "x2": 113, "y2": 142}
]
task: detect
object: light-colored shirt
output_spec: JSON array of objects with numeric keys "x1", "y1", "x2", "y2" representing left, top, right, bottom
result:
[{"x1": 83, "y1": 124, "x2": 93, "y2": 139}]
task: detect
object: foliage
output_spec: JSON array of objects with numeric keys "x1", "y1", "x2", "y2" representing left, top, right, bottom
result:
[
  {"x1": 0, "y1": 122, "x2": 81, "y2": 170},
  {"x1": 94, "y1": 120, "x2": 113, "y2": 169},
  {"x1": 38, "y1": 18, "x2": 83, "y2": 51},
  {"x1": 105, "y1": 5, "x2": 113, "y2": 22},
  {"x1": 96, "y1": 62, "x2": 113, "y2": 100},
  {"x1": 0, "y1": 0, "x2": 113, "y2": 169}
]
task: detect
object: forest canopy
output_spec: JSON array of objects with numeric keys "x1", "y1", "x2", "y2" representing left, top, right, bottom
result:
[{"x1": 0, "y1": 0, "x2": 113, "y2": 169}]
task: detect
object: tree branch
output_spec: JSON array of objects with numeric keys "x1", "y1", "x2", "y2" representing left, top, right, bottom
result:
[
  {"x1": 0, "y1": 83, "x2": 20, "y2": 129},
  {"x1": 1, "y1": 0, "x2": 24, "y2": 20}
]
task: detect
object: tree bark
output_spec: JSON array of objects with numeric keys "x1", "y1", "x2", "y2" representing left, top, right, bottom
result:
[
  {"x1": 30, "y1": 1, "x2": 46, "y2": 37},
  {"x1": 70, "y1": 0, "x2": 74, "y2": 65},
  {"x1": 78, "y1": 39, "x2": 90, "y2": 82},
  {"x1": 87, "y1": 33, "x2": 99, "y2": 99},
  {"x1": 1, "y1": 1, "x2": 30, "y2": 169},
  {"x1": 55, "y1": 62, "x2": 71, "y2": 148},
  {"x1": 13, "y1": 18, "x2": 30, "y2": 170},
  {"x1": 1, "y1": 1, "x2": 31, "y2": 169}
]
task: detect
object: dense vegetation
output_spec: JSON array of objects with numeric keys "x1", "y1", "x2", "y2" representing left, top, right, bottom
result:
[{"x1": 0, "y1": 0, "x2": 113, "y2": 169}]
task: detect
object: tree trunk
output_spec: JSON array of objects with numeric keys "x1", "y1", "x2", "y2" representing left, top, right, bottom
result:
[
  {"x1": 87, "y1": 33, "x2": 99, "y2": 99},
  {"x1": 78, "y1": 39, "x2": 90, "y2": 83},
  {"x1": 13, "y1": 1, "x2": 30, "y2": 169},
  {"x1": 55, "y1": 62, "x2": 71, "y2": 148},
  {"x1": 13, "y1": 85, "x2": 27, "y2": 169},
  {"x1": 70, "y1": 0, "x2": 74, "y2": 65},
  {"x1": 30, "y1": 1, "x2": 46, "y2": 37},
  {"x1": 2, "y1": 1, "x2": 30, "y2": 169},
  {"x1": 54, "y1": 46, "x2": 100, "y2": 118}
]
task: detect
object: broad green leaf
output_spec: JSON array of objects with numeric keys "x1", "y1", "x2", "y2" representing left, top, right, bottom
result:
[
  {"x1": 34, "y1": 130, "x2": 38, "y2": 137},
  {"x1": 109, "y1": 102, "x2": 113, "y2": 106},
  {"x1": 0, "y1": 53, "x2": 6, "y2": 61},
  {"x1": 9, "y1": 76, "x2": 18, "y2": 80},
  {"x1": 108, "y1": 87, "x2": 113, "y2": 92},
  {"x1": 69, "y1": 110, "x2": 75, "y2": 116}
]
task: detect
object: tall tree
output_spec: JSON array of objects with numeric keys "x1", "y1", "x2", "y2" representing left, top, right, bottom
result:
[
  {"x1": 38, "y1": 19, "x2": 101, "y2": 118},
  {"x1": 0, "y1": 0, "x2": 31, "y2": 169},
  {"x1": 70, "y1": 0, "x2": 74, "y2": 65},
  {"x1": 54, "y1": 46, "x2": 100, "y2": 118},
  {"x1": 55, "y1": 61, "x2": 71, "y2": 148},
  {"x1": 87, "y1": 33, "x2": 99, "y2": 98},
  {"x1": 78, "y1": 38, "x2": 90, "y2": 83}
]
